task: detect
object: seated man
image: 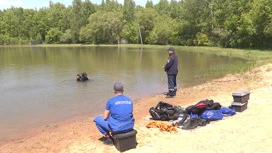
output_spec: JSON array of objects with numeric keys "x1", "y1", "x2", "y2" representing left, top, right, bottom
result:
[
  {"x1": 76, "y1": 72, "x2": 89, "y2": 82},
  {"x1": 94, "y1": 83, "x2": 135, "y2": 145}
]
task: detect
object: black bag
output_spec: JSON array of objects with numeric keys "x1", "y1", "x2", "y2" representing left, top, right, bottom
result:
[
  {"x1": 149, "y1": 101, "x2": 180, "y2": 121},
  {"x1": 182, "y1": 118, "x2": 198, "y2": 130},
  {"x1": 149, "y1": 107, "x2": 169, "y2": 121},
  {"x1": 185, "y1": 99, "x2": 215, "y2": 116},
  {"x1": 206, "y1": 102, "x2": 221, "y2": 110}
]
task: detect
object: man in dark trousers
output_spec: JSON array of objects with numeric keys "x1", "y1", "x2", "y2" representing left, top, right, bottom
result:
[{"x1": 162, "y1": 47, "x2": 178, "y2": 98}]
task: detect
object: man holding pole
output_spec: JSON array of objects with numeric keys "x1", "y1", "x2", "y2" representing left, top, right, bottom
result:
[{"x1": 162, "y1": 47, "x2": 178, "y2": 98}]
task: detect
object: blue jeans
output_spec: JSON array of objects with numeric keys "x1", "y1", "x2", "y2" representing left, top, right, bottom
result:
[
  {"x1": 94, "y1": 116, "x2": 133, "y2": 135},
  {"x1": 167, "y1": 74, "x2": 177, "y2": 96}
]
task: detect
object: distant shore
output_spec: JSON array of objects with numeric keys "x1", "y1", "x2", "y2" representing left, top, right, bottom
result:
[{"x1": 1, "y1": 44, "x2": 272, "y2": 60}]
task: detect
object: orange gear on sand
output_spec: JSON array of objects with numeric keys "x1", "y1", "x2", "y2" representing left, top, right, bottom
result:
[{"x1": 146, "y1": 121, "x2": 177, "y2": 133}]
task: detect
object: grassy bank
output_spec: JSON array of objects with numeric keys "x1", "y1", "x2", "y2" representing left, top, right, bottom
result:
[
  {"x1": 83, "y1": 44, "x2": 272, "y2": 62},
  {"x1": 117, "y1": 45, "x2": 272, "y2": 61}
]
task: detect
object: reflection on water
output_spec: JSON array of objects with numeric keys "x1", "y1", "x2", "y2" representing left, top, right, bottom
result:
[{"x1": 0, "y1": 46, "x2": 247, "y2": 140}]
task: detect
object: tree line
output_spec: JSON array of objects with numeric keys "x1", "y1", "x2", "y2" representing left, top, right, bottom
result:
[{"x1": 0, "y1": 0, "x2": 272, "y2": 49}]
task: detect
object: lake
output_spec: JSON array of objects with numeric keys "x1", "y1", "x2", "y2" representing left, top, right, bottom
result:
[{"x1": 0, "y1": 46, "x2": 246, "y2": 141}]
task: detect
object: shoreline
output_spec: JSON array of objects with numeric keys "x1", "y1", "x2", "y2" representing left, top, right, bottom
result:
[
  {"x1": 0, "y1": 88, "x2": 170, "y2": 142},
  {"x1": 1, "y1": 63, "x2": 272, "y2": 152}
]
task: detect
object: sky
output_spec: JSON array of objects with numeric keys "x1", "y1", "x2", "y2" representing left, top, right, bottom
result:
[{"x1": 0, "y1": 0, "x2": 161, "y2": 10}]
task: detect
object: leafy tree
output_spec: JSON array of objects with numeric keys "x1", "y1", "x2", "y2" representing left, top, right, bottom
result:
[
  {"x1": 70, "y1": 0, "x2": 83, "y2": 43},
  {"x1": 70, "y1": 0, "x2": 96, "y2": 43},
  {"x1": 80, "y1": 11, "x2": 124, "y2": 44},
  {"x1": 47, "y1": 2, "x2": 66, "y2": 32},
  {"x1": 1, "y1": 0, "x2": 272, "y2": 48},
  {"x1": 22, "y1": 9, "x2": 38, "y2": 40},
  {"x1": 82, "y1": 0, "x2": 96, "y2": 25},
  {"x1": 194, "y1": 32, "x2": 209, "y2": 46},
  {"x1": 60, "y1": 29, "x2": 73, "y2": 43},
  {"x1": 123, "y1": 0, "x2": 135, "y2": 22},
  {"x1": 2, "y1": 8, "x2": 20, "y2": 38},
  {"x1": 154, "y1": 0, "x2": 169, "y2": 16},
  {"x1": 145, "y1": 0, "x2": 153, "y2": 8},
  {"x1": 148, "y1": 15, "x2": 177, "y2": 45},
  {"x1": 247, "y1": 0, "x2": 272, "y2": 48},
  {"x1": 135, "y1": 8, "x2": 158, "y2": 44},
  {"x1": 100, "y1": 0, "x2": 122, "y2": 12},
  {"x1": 35, "y1": 8, "x2": 50, "y2": 42},
  {"x1": 62, "y1": 6, "x2": 73, "y2": 33},
  {"x1": 221, "y1": 0, "x2": 252, "y2": 48},
  {"x1": 168, "y1": 0, "x2": 182, "y2": 19},
  {"x1": 46, "y1": 28, "x2": 62, "y2": 44},
  {"x1": 120, "y1": 22, "x2": 138, "y2": 43},
  {"x1": 177, "y1": 0, "x2": 214, "y2": 46}
]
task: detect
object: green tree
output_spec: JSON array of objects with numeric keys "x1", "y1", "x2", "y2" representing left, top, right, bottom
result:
[
  {"x1": 135, "y1": 8, "x2": 158, "y2": 44},
  {"x1": 35, "y1": 8, "x2": 50, "y2": 42},
  {"x1": 120, "y1": 22, "x2": 138, "y2": 43},
  {"x1": 148, "y1": 15, "x2": 177, "y2": 45},
  {"x1": 100, "y1": 0, "x2": 122, "y2": 12},
  {"x1": 247, "y1": 0, "x2": 272, "y2": 48},
  {"x1": 22, "y1": 9, "x2": 38, "y2": 41},
  {"x1": 70, "y1": 0, "x2": 96, "y2": 43},
  {"x1": 60, "y1": 29, "x2": 73, "y2": 43},
  {"x1": 176, "y1": 0, "x2": 214, "y2": 46},
  {"x1": 154, "y1": 0, "x2": 169, "y2": 16},
  {"x1": 46, "y1": 28, "x2": 62, "y2": 44},
  {"x1": 123, "y1": 0, "x2": 135, "y2": 22},
  {"x1": 221, "y1": 0, "x2": 252, "y2": 48},
  {"x1": 47, "y1": 2, "x2": 66, "y2": 31},
  {"x1": 145, "y1": 0, "x2": 153, "y2": 8},
  {"x1": 168, "y1": 0, "x2": 182, "y2": 19},
  {"x1": 80, "y1": 11, "x2": 124, "y2": 44}
]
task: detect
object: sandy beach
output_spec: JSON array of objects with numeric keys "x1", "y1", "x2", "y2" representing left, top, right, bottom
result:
[{"x1": 1, "y1": 63, "x2": 272, "y2": 153}]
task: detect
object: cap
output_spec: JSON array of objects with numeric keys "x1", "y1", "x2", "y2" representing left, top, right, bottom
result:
[
  {"x1": 113, "y1": 82, "x2": 124, "y2": 91},
  {"x1": 167, "y1": 47, "x2": 175, "y2": 51}
]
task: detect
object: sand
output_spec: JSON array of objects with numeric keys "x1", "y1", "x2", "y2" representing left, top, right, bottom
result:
[{"x1": 1, "y1": 64, "x2": 272, "y2": 153}]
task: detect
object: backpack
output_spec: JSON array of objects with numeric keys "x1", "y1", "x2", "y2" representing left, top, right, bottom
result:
[
  {"x1": 185, "y1": 99, "x2": 216, "y2": 116},
  {"x1": 149, "y1": 101, "x2": 180, "y2": 121}
]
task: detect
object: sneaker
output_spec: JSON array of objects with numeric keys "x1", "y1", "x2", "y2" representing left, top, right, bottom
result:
[
  {"x1": 103, "y1": 137, "x2": 114, "y2": 145},
  {"x1": 165, "y1": 95, "x2": 175, "y2": 98}
]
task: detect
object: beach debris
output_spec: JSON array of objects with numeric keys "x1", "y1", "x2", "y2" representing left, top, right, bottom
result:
[{"x1": 146, "y1": 121, "x2": 177, "y2": 133}]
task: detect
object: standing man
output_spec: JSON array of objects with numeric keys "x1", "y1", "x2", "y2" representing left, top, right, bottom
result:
[
  {"x1": 162, "y1": 47, "x2": 178, "y2": 98},
  {"x1": 94, "y1": 83, "x2": 135, "y2": 145}
]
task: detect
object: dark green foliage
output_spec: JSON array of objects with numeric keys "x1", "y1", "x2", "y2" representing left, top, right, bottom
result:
[
  {"x1": 123, "y1": 0, "x2": 135, "y2": 22},
  {"x1": 145, "y1": 0, "x2": 154, "y2": 8},
  {"x1": 1, "y1": 0, "x2": 272, "y2": 49}
]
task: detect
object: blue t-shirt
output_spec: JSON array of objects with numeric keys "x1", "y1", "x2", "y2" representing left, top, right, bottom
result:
[{"x1": 106, "y1": 94, "x2": 134, "y2": 131}]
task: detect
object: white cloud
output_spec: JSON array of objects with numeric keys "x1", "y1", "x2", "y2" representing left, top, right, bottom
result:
[{"x1": 0, "y1": 0, "x2": 24, "y2": 6}]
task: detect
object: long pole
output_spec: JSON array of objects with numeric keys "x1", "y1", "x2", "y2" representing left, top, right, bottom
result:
[{"x1": 138, "y1": 23, "x2": 143, "y2": 45}]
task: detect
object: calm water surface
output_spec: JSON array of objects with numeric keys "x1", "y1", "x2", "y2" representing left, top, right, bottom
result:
[{"x1": 0, "y1": 46, "x2": 246, "y2": 140}]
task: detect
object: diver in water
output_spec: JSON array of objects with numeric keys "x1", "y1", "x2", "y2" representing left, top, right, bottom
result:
[{"x1": 77, "y1": 72, "x2": 89, "y2": 82}]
